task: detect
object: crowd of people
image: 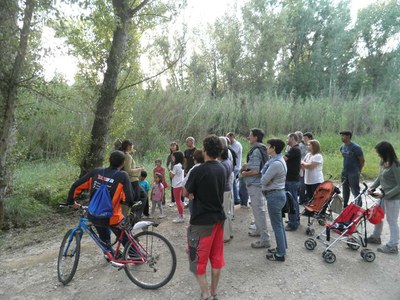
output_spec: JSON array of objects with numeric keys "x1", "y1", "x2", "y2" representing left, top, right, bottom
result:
[{"x1": 68, "y1": 130, "x2": 399, "y2": 300}]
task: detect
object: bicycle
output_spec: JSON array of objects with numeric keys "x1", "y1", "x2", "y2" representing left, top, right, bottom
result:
[{"x1": 57, "y1": 201, "x2": 177, "y2": 289}]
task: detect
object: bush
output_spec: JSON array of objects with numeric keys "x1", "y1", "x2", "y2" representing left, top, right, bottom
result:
[{"x1": 31, "y1": 185, "x2": 52, "y2": 205}]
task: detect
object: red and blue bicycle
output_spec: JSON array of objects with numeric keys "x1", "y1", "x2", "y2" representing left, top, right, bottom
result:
[{"x1": 57, "y1": 202, "x2": 176, "y2": 289}]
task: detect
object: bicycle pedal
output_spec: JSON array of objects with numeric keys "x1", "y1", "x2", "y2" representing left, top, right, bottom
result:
[{"x1": 111, "y1": 261, "x2": 124, "y2": 268}]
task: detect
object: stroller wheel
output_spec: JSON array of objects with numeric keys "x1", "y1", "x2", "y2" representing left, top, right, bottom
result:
[
  {"x1": 304, "y1": 238, "x2": 317, "y2": 250},
  {"x1": 346, "y1": 238, "x2": 360, "y2": 250},
  {"x1": 322, "y1": 249, "x2": 332, "y2": 258},
  {"x1": 362, "y1": 250, "x2": 376, "y2": 263},
  {"x1": 318, "y1": 219, "x2": 325, "y2": 226},
  {"x1": 323, "y1": 251, "x2": 336, "y2": 264}
]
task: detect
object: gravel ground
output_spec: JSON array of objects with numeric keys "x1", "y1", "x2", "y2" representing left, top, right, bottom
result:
[{"x1": 0, "y1": 203, "x2": 399, "y2": 300}]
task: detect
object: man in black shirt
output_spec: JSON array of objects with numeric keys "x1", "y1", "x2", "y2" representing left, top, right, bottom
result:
[
  {"x1": 184, "y1": 136, "x2": 197, "y2": 176},
  {"x1": 284, "y1": 133, "x2": 301, "y2": 231},
  {"x1": 185, "y1": 134, "x2": 226, "y2": 300}
]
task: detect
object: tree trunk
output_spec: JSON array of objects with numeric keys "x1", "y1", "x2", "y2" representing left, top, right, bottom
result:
[
  {"x1": 0, "y1": 0, "x2": 35, "y2": 228},
  {"x1": 80, "y1": 0, "x2": 150, "y2": 176}
]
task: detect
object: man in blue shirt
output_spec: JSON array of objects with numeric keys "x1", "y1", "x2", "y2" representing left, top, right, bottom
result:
[{"x1": 340, "y1": 131, "x2": 365, "y2": 207}]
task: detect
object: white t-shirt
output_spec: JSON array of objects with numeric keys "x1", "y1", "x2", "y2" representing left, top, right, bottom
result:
[
  {"x1": 171, "y1": 163, "x2": 184, "y2": 188},
  {"x1": 304, "y1": 153, "x2": 324, "y2": 185}
]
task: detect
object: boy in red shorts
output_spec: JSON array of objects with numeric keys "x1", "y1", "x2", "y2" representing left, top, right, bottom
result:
[{"x1": 185, "y1": 134, "x2": 226, "y2": 300}]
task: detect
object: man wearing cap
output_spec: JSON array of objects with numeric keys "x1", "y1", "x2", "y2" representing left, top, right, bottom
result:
[{"x1": 340, "y1": 131, "x2": 365, "y2": 207}]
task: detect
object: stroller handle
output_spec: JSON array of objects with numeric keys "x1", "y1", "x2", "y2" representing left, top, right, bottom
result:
[{"x1": 362, "y1": 182, "x2": 368, "y2": 193}]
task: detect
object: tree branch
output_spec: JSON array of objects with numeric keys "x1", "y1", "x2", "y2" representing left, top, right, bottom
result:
[
  {"x1": 117, "y1": 56, "x2": 180, "y2": 92},
  {"x1": 19, "y1": 84, "x2": 86, "y2": 114},
  {"x1": 127, "y1": 0, "x2": 152, "y2": 18}
]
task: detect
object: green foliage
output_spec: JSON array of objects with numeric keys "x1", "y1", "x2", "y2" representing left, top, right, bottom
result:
[
  {"x1": 4, "y1": 159, "x2": 78, "y2": 227},
  {"x1": 4, "y1": 195, "x2": 51, "y2": 227},
  {"x1": 66, "y1": 130, "x2": 91, "y2": 167},
  {"x1": 183, "y1": 0, "x2": 399, "y2": 98},
  {"x1": 16, "y1": 80, "x2": 94, "y2": 160}
]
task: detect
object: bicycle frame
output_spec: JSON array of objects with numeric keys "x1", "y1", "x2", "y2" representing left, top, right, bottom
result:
[
  {"x1": 64, "y1": 213, "x2": 156, "y2": 267},
  {"x1": 64, "y1": 216, "x2": 110, "y2": 257}
]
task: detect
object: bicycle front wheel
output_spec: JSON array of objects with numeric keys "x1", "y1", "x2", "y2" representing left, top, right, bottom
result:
[
  {"x1": 57, "y1": 229, "x2": 81, "y2": 285},
  {"x1": 124, "y1": 231, "x2": 177, "y2": 289}
]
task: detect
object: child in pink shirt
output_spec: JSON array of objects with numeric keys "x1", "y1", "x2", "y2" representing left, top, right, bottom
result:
[
  {"x1": 153, "y1": 159, "x2": 168, "y2": 206},
  {"x1": 151, "y1": 173, "x2": 165, "y2": 218}
]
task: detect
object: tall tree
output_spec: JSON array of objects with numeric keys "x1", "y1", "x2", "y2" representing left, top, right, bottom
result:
[
  {"x1": 241, "y1": 0, "x2": 286, "y2": 93},
  {"x1": 0, "y1": 0, "x2": 36, "y2": 227},
  {"x1": 52, "y1": 0, "x2": 184, "y2": 174},
  {"x1": 354, "y1": 0, "x2": 400, "y2": 92},
  {"x1": 80, "y1": 0, "x2": 152, "y2": 174},
  {"x1": 212, "y1": 12, "x2": 243, "y2": 93}
]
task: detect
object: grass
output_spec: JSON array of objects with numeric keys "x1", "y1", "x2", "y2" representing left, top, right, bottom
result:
[
  {"x1": 4, "y1": 133, "x2": 399, "y2": 227},
  {"x1": 4, "y1": 160, "x2": 78, "y2": 227}
]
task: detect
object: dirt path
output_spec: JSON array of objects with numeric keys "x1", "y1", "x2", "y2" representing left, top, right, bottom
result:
[{"x1": 0, "y1": 205, "x2": 399, "y2": 300}]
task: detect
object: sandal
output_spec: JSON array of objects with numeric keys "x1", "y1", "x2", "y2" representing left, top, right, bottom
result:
[{"x1": 266, "y1": 253, "x2": 285, "y2": 262}]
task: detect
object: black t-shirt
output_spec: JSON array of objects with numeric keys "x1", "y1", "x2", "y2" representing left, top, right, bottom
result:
[
  {"x1": 184, "y1": 148, "x2": 196, "y2": 174},
  {"x1": 285, "y1": 145, "x2": 301, "y2": 181},
  {"x1": 185, "y1": 160, "x2": 226, "y2": 225}
]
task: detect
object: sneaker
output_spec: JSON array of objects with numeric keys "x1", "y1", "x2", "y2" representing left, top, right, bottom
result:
[
  {"x1": 366, "y1": 236, "x2": 382, "y2": 245},
  {"x1": 169, "y1": 202, "x2": 175, "y2": 207},
  {"x1": 266, "y1": 253, "x2": 285, "y2": 262},
  {"x1": 251, "y1": 240, "x2": 271, "y2": 249},
  {"x1": 248, "y1": 231, "x2": 260, "y2": 237},
  {"x1": 377, "y1": 245, "x2": 398, "y2": 254},
  {"x1": 248, "y1": 222, "x2": 256, "y2": 230},
  {"x1": 172, "y1": 216, "x2": 184, "y2": 223},
  {"x1": 285, "y1": 225, "x2": 298, "y2": 231}
]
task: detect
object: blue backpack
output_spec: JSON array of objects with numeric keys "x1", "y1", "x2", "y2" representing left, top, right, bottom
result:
[{"x1": 88, "y1": 170, "x2": 119, "y2": 218}]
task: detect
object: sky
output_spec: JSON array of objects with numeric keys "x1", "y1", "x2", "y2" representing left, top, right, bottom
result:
[{"x1": 42, "y1": 0, "x2": 379, "y2": 84}]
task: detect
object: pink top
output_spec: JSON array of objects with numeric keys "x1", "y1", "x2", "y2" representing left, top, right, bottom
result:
[
  {"x1": 153, "y1": 166, "x2": 168, "y2": 188},
  {"x1": 151, "y1": 183, "x2": 164, "y2": 201}
]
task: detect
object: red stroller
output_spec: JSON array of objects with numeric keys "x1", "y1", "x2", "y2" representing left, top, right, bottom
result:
[
  {"x1": 304, "y1": 183, "x2": 383, "y2": 263},
  {"x1": 304, "y1": 180, "x2": 342, "y2": 235}
]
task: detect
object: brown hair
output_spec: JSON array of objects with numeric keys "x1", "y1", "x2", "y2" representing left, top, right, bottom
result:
[
  {"x1": 193, "y1": 149, "x2": 204, "y2": 164},
  {"x1": 308, "y1": 140, "x2": 321, "y2": 155}
]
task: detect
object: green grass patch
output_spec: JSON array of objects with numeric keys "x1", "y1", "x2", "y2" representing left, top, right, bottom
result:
[{"x1": 4, "y1": 160, "x2": 79, "y2": 227}]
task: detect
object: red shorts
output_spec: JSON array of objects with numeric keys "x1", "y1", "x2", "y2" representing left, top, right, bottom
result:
[{"x1": 187, "y1": 222, "x2": 225, "y2": 275}]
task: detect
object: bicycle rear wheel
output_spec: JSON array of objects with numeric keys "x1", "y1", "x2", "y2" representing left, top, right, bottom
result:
[
  {"x1": 124, "y1": 231, "x2": 176, "y2": 289},
  {"x1": 57, "y1": 229, "x2": 81, "y2": 285}
]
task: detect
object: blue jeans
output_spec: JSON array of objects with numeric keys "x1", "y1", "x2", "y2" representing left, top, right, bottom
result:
[
  {"x1": 342, "y1": 173, "x2": 361, "y2": 207},
  {"x1": 298, "y1": 176, "x2": 306, "y2": 204},
  {"x1": 285, "y1": 181, "x2": 300, "y2": 229},
  {"x1": 232, "y1": 170, "x2": 240, "y2": 204},
  {"x1": 239, "y1": 177, "x2": 249, "y2": 206},
  {"x1": 372, "y1": 199, "x2": 400, "y2": 247},
  {"x1": 266, "y1": 190, "x2": 287, "y2": 257}
]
